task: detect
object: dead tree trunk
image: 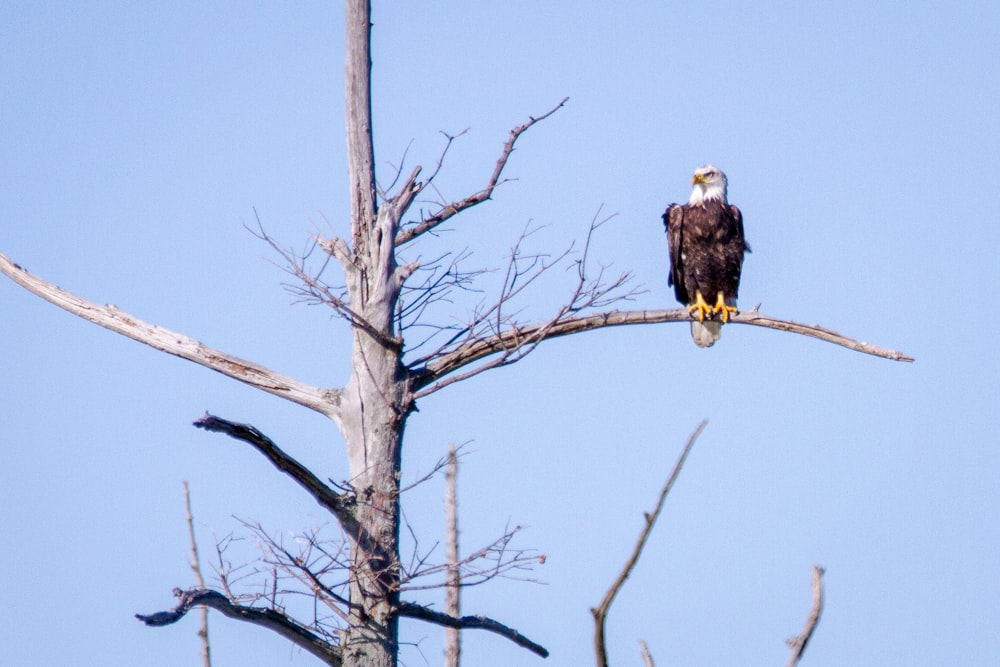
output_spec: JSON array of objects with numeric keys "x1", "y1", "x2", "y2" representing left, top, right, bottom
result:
[{"x1": 336, "y1": 2, "x2": 410, "y2": 663}]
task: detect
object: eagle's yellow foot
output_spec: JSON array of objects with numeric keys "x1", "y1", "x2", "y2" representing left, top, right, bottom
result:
[
  {"x1": 688, "y1": 291, "x2": 713, "y2": 322},
  {"x1": 712, "y1": 291, "x2": 738, "y2": 323}
]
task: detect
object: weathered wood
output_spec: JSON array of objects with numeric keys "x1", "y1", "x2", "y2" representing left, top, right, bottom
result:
[{"x1": 0, "y1": 253, "x2": 342, "y2": 422}]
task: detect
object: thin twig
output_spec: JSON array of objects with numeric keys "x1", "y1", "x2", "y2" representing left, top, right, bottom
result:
[
  {"x1": 786, "y1": 565, "x2": 826, "y2": 667},
  {"x1": 592, "y1": 421, "x2": 707, "y2": 667},
  {"x1": 183, "y1": 482, "x2": 212, "y2": 667}
]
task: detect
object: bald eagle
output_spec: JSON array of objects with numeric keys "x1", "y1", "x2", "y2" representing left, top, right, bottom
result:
[{"x1": 663, "y1": 165, "x2": 749, "y2": 348}]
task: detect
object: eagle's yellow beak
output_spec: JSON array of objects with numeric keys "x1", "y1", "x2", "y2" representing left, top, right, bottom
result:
[{"x1": 692, "y1": 173, "x2": 706, "y2": 185}]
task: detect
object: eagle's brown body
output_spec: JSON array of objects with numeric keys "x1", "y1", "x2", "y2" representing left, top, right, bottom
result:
[
  {"x1": 664, "y1": 200, "x2": 747, "y2": 309},
  {"x1": 663, "y1": 168, "x2": 749, "y2": 347}
]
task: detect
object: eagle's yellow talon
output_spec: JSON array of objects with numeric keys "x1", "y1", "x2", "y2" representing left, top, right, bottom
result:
[
  {"x1": 712, "y1": 291, "x2": 738, "y2": 323},
  {"x1": 688, "y1": 291, "x2": 713, "y2": 322}
]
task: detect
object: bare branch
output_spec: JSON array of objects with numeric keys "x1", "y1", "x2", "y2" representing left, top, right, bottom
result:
[
  {"x1": 422, "y1": 128, "x2": 470, "y2": 192},
  {"x1": 238, "y1": 518, "x2": 352, "y2": 624},
  {"x1": 592, "y1": 421, "x2": 707, "y2": 667},
  {"x1": 639, "y1": 639, "x2": 656, "y2": 667},
  {"x1": 397, "y1": 601, "x2": 548, "y2": 659},
  {"x1": 247, "y1": 216, "x2": 393, "y2": 347},
  {"x1": 183, "y1": 483, "x2": 212, "y2": 667},
  {"x1": 0, "y1": 253, "x2": 343, "y2": 423},
  {"x1": 411, "y1": 307, "x2": 913, "y2": 395},
  {"x1": 137, "y1": 588, "x2": 341, "y2": 666},
  {"x1": 406, "y1": 212, "x2": 641, "y2": 396},
  {"x1": 786, "y1": 565, "x2": 826, "y2": 667},
  {"x1": 401, "y1": 524, "x2": 539, "y2": 591},
  {"x1": 192, "y1": 414, "x2": 359, "y2": 537},
  {"x1": 395, "y1": 97, "x2": 569, "y2": 246}
]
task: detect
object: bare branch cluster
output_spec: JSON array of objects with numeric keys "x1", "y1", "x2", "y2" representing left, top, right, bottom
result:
[
  {"x1": 142, "y1": 415, "x2": 548, "y2": 658},
  {"x1": 401, "y1": 523, "x2": 540, "y2": 592},
  {"x1": 405, "y1": 210, "x2": 642, "y2": 398}
]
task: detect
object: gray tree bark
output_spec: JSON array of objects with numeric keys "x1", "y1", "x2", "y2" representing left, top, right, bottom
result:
[{"x1": 336, "y1": 2, "x2": 410, "y2": 663}]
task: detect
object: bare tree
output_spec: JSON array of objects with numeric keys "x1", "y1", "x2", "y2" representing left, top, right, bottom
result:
[{"x1": 0, "y1": 1, "x2": 912, "y2": 666}]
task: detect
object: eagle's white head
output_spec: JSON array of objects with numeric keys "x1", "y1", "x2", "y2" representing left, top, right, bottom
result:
[{"x1": 687, "y1": 164, "x2": 728, "y2": 206}]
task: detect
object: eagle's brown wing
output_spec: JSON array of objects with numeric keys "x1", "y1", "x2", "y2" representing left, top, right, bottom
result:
[{"x1": 663, "y1": 204, "x2": 688, "y2": 305}]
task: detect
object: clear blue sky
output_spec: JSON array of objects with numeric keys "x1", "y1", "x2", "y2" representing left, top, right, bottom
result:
[{"x1": 2, "y1": 2, "x2": 997, "y2": 665}]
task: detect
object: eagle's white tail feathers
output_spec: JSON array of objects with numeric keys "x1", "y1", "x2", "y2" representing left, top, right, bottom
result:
[{"x1": 690, "y1": 320, "x2": 722, "y2": 348}]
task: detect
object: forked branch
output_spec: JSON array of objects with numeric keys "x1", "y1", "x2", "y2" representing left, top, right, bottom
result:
[
  {"x1": 0, "y1": 254, "x2": 343, "y2": 423},
  {"x1": 395, "y1": 97, "x2": 569, "y2": 246},
  {"x1": 592, "y1": 421, "x2": 706, "y2": 667},
  {"x1": 136, "y1": 588, "x2": 341, "y2": 666}
]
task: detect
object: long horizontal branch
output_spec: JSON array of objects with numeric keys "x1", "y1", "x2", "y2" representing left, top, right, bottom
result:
[
  {"x1": 193, "y1": 414, "x2": 359, "y2": 535},
  {"x1": 0, "y1": 253, "x2": 342, "y2": 425},
  {"x1": 411, "y1": 307, "x2": 914, "y2": 391},
  {"x1": 397, "y1": 601, "x2": 548, "y2": 658},
  {"x1": 136, "y1": 588, "x2": 341, "y2": 666}
]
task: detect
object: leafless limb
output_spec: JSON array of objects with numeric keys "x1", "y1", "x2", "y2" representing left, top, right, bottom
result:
[
  {"x1": 444, "y1": 444, "x2": 461, "y2": 667},
  {"x1": 183, "y1": 482, "x2": 212, "y2": 667},
  {"x1": 401, "y1": 523, "x2": 538, "y2": 591},
  {"x1": 394, "y1": 250, "x2": 488, "y2": 354},
  {"x1": 639, "y1": 639, "x2": 656, "y2": 667},
  {"x1": 239, "y1": 519, "x2": 352, "y2": 625},
  {"x1": 400, "y1": 442, "x2": 470, "y2": 495},
  {"x1": 136, "y1": 588, "x2": 342, "y2": 666},
  {"x1": 412, "y1": 305, "x2": 913, "y2": 396},
  {"x1": 247, "y1": 217, "x2": 399, "y2": 349},
  {"x1": 408, "y1": 212, "x2": 641, "y2": 397},
  {"x1": 420, "y1": 128, "x2": 470, "y2": 195},
  {"x1": 379, "y1": 138, "x2": 417, "y2": 200},
  {"x1": 395, "y1": 97, "x2": 569, "y2": 246},
  {"x1": 192, "y1": 414, "x2": 359, "y2": 538},
  {"x1": 592, "y1": 421, "x2": 707, "y2": 667},
  {"x1": 397, "y1": 601, "x2": 548, "y2": 658},
  {"x1": 786, "y1": 565, "x2": 826, "y2": 667},
  {"x1": 0, "y1": 253, "x2": 343, "y2": 423}
]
